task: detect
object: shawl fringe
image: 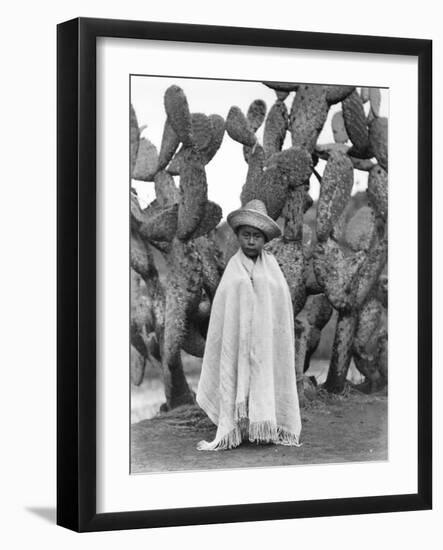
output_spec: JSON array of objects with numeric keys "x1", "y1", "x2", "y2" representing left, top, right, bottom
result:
[{"x1": 196, "y1": 414, "x2": 302, "y2": 451}]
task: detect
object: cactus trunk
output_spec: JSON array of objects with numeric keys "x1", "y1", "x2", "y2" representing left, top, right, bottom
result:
[{"x1": 324, "y1": 311, "x2": 358, "y2": 393}]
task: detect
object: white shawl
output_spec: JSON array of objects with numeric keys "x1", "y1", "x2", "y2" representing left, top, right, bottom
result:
[{"x1": 196, "y1": 247, "x2": 302, "y2": 451}]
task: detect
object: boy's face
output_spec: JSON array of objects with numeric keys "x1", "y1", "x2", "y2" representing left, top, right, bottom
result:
[{"x1": 236, "y1": 225, "x2": 266, "y2": 259}]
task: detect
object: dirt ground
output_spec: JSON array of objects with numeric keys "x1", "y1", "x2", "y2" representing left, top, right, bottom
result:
[{"x1": 131, "y1": 387, "x2": 388, "y2": 473}]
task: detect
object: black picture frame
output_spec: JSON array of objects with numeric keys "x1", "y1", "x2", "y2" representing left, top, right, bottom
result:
[{"x1": 57, "y1": 16, "x2": 432, "y2": 532}]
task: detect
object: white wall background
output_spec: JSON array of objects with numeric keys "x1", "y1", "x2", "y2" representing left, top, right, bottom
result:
[{"x1": 0, "y1": 1, "x2": 440, "y2": 547}]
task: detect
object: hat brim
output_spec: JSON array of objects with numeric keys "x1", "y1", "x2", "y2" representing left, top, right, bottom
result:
[{"x1": 227, "y1": 208, "x2": 281, "y2": 241}]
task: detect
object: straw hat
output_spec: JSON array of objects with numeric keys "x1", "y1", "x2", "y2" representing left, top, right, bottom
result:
[{"x1": 227, "y1": 199, "x2": 281, "y2": 242}]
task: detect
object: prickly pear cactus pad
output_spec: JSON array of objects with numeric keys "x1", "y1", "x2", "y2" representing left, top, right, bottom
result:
[
  {"x1": 202, "y1": 114, "x2": 225, "y2": 163},
  {"x1": 368, "y1": 87, "x2": 381, "y2": 117},
  {"x1": 306, "y1": 293, "x2": 333, "y2": 329},
  {"x1": 131, "y1": 345, "x2": 146, "y2": 386},
  {"x1": 342, "y1": 89, "x2": 371, "y2": 157},
  {"x1": 240, "y1": 143, "x2": 265, "y2": 205},
  {"x1": 316, "y1": 150, "x2": 354, "y2": 242},
  {"x1": 190, "y1": 112, "x2": 212, "y2": 151},
  {"x1": 331, "y1": 111, "x2": 349, "y2": 144},
  {"x1": 345, "y1": 206, "x2": 377, "y2": 252},
  {"x1": 353, "y1": 297, "x2": 384, "y2": 357},
  {"x1": 130, "y1": 103, "x2": 140, "y2": 176},
  {"x1": 176, "y1": 147, "x2": 208, "y2": 240},
  {"x1": 281, "y1": 187, "x2": 306, "y2": 241},
  {"x1": 325, "y1": 85, "x2": 355, "y2": 105},
  {"x1": 354, "y1": 236, "x2": 388, "y2": 308},
  {"x1": 226, "y1": 105, "x2": 257, "y2": 147},
  {"x1": 266, "y1": 146, "x2": 313, "y2": 189},
  {"x1": 166, "y1": 146, "x2": 185, "y2": 176},
  {"x1": 246, "y1": 99, "x2": 267, "y2": 132},
  {"x1": 193, "y1": 234, "x2": 225, "y2": 299},
  {"x1": 251, "y1": 165, "x2": 289, "y2": 220},
  {"x1": 187, "y1": 201, "x2": 223, "y2": 240},
  {"x1": 137, "y1": 202, "x2": 179, "y2": 243},
  {"x1": 289, "y1": 84, "x2": 329, "y2": 152},
  {"x1": 263, "y1": 81, "x2": 300, "y2": 92},
  {"x1": 263, "y1": 100, "x2": 289, "y2": 157},
  {"x1": 133, "y1": 137, "x2": 159, "y2": 182},
  {"x1": 367, "y1": 165, "x2": 388, "y2": 221},
  {"x1": 369, "y1": 117, "x2": 388, "y2": 171},
  {"x1": 325, "y1": 311, "x2": 358, "y2": 393},
  {"x1": 360, "y1": 87, "x2": 370, "y2": 104},
  {"x1": 158, "y1": 118, "x2": 180, "y2": 171},
  {"x1": 154, "y1": 170, "x2": 180, "y2": 207},
  {"x1": 164, "y1": 85, "x2": 193, "y2": 147},
  {"x1": 265, "y1": 238, "x2": 307, "y2": 315},
  {"x1": 313, "y1": 238, "x2": 366, "y2": 311}
]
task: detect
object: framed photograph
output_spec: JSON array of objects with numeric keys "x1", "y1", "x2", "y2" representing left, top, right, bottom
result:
[{"x1": 57, "y1": 17, "x2": 432, "y2": 532}]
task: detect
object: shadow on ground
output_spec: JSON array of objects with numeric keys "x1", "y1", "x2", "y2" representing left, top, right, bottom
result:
[{"x1": 26, "y1": 507, "x2": 56, "y2": 524}]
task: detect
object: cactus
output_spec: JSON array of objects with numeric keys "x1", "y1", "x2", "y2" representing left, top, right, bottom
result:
[
  {"x1": 226, "y1": 105, "x2": 257, "y2": 147},
  {"x1": 263, "y1": 81, "x2": 299, "y2": 93},
  {"x1": 158, "y1": 118, "x2": 180, "y2": 171},
  {"x1": 281, "y1": 186, "x2": 306, "y2": 241},
  {"x1": 134, "y1": 199, "x2": 179, "y2": 242},
  {"x1": 369, "y1": 117, "x2": 388, "y2": 170},
  {"x1": 368, "y1": 87, "x2": 381, "y2": 117},
  {"x1": 154, "y1": 170, "x2": 180, "y2": 207},
  {"x1": 240, "y1": 143, "x2": 265, "y2": 205},
  {"x1": 132, "y1": 137, "x2": 159, "y2": 182},
  {"x1": 243, "y1": 99, "x2": 267, "y2": 163},
  {"x1": 353, "y1": 292, "x2": 387, "y2": 392},
  {"x1": 222, "y1": 81, "x2": 388, "y2": 397},
  {"x1": 313, "y1": 238, "x2": 366, "y2": 311},
  {"x1": 131, "y1": 78, "x2": 388, "y2": 408},
  {"x1": 360, "y1": 87, "x2": 370, "y2": 103},
  {"x1": 164, "y1": 85, "x2": 193, "y2": 146},
  {"x1": 289, "y1": 84, "x2": 330, "y2": 152},
  {"x1": 266, "y1": 236, "x2": 306, "y2": 315},
  {"x1": 176, "y1": 147, "x2": 208, "y2": 240},
  {"x1": 203, "y1": 114, "x2": 226, "y2": 162},
  {"x1": 345, "y1": 206, "x2": 377, "y2": 252},
  {"x1": 190, "y1": 112, "x2": 212, "y2": 151},
  {"x1": 331, "y1": 111, "x2": 349, "y2": 144},
  {"x1": 367, "y1": 165, "x2": 388, "y2": 221},
  {"x1": 325, "y1": 85, "x2": 355, "y2": 105},
  {"x1": 313, "y1": 213, "x2": 387, "y2": 393},
  {"x1": 130, "y1": 104, "x2": 140, "y2": 176},
  {"x1": 253, "y1": 165, "x2": 289, "y2": 220},
  {"x1": 166, "y1": 113, "x2": 225, "y2": 175},
  {"x1": 324, "y1": 311, "x2": 358, "y2": 393},
  {"x1": 247, "y1": 99, "x2": 267, "y2": 132},
  {"x1": 342, "y1": 89, "x2": 372, "y2": 158},
  {"x1": 130, "y1": 85, "x2": 226, "y2": 409},
  {"x1": 161, "y1": 238, "x2": 203, "y2": 407},
  {"x1": 354, "y1": 235, "x2": 387, "y2": 308},
  {"x1": 131, "y1": 345, "x2": 146, "y2": 386},
  {"x1": 263, "y1": 100, "x2": 288, "y2": 157},
  {"x1": 316, "y1": 151, "x2": 354, "y2": 241},
  {"x1": 266, "y1": 146, "x2": 313, "y2": 189}
]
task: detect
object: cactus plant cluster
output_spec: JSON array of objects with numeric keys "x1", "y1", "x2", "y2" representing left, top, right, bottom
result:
[
  {"x1": 224, "y1": 82, "x2": 388, "y2": 395},
  {"x1": 131, "y1": 80, "x2": 388, "y2": 411},
  {"x1": 130, "y1": 88, "x2": 226, "y2": 409}
]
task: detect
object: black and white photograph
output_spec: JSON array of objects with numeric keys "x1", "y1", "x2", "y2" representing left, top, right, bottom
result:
[
  {"x1": 0, "y1": 0, "x2": 437, "y2": 544},
  {"x1": 130, "y1": 76, "x2": 389, "y2": 474}
]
